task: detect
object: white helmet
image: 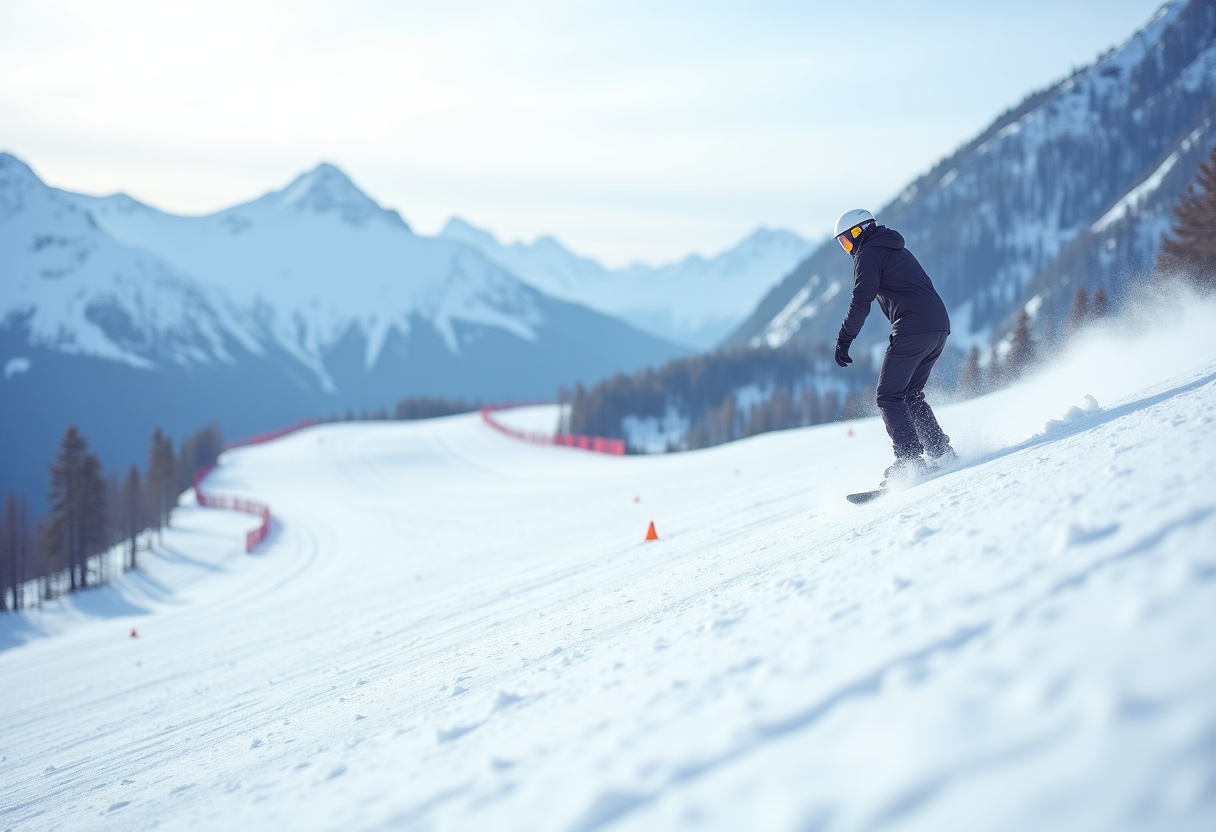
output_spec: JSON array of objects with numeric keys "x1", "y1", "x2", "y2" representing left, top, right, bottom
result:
[{"x1": 833, "y1": 209, "x2": 876, "y2": 253}]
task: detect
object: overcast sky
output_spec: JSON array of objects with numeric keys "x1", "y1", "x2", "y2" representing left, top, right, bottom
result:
[{"x1": 1, "y1": 0, "x2": 1164, "y2": 267}]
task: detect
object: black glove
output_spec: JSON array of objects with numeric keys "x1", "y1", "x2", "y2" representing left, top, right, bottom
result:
[{"x1": 834, "y1": 340, "x2": 853, "y2": 368}]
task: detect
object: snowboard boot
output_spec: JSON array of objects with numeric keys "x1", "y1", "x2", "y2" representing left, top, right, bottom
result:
[
  {"x1": 881, "y1": 455, "x2": 929, "y2": 488},
  {"x1": 928, "y1": 443, "x2": 959, "y2": 470}
]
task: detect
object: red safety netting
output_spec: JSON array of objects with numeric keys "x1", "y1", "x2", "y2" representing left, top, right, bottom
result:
[
  {"x1": 480, "y1": 404, "x2": 625, "y2": 455},
  {"x1": 194, "y1": 405, "x2": 621, "y2": 555},
  {"x1": 193, "y1": 419, "x2": 315, "y2": 552}
]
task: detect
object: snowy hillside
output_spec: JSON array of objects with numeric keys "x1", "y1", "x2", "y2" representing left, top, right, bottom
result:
[
  {"x1": 442, "y1": 218, "x2": 813, "y2": 349},
  {"x1": 728, "y1": 0, "x2": 1216, "y2": 354},
  {"x1": 4, "y1": 291, "x2": 1215, "y2": 832}
]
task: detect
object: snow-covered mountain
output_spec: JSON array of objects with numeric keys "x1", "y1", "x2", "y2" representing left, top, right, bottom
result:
[
  {"x1": 55, "y1": 162, "x2": 669, "y2": 386},
  {"x1": 0, "y1": 154, "x2": 243, "y2": 371},
  {"x1": 0, "y1": 155, "x2": 686, "y2": 509},
  {"x1": 4, "y1": 291, "x2": 1215, "y2": 831},
  {"x1": 441, "y1": 218, "x2": 814, "y2": 349},
  {"x1": 727, "y1": 0, "x2": 1216, "y2": 356}
]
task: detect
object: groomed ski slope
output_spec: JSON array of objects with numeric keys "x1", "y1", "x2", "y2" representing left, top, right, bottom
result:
[{"x1": 3, "y1": 295, "x2": 1216, "y2": 832}]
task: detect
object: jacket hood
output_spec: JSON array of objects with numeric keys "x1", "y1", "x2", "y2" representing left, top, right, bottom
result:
[{"x1": 857, "y1": 225, "x2": 904, "y2": 252}]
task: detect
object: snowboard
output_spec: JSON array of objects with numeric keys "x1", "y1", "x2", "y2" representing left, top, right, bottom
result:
[
  {"x1": 846, "y1": 488, "x2": 887, "y2": 505},
  {"x1": 847, "y1": 456, "x2": 959, "y2": 503}
]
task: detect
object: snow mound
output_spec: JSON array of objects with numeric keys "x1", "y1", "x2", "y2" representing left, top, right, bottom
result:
[{"x1": 1040, "y1": 393, "x2": 1102, "y2": 434}]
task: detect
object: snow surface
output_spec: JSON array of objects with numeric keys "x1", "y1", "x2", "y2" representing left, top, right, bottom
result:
[
  {"x1": 4, "y1": 293, "x2": 1216, "y2": 832},
  {"x1": 488, "y1": 404, "x2": 566, "y2": 437},
  {"x1": 4, "y1": 356, "x2": 30, "y2": 378}
]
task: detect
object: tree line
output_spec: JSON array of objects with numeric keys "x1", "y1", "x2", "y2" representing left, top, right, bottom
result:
[
  {"x1": 322, "y1": 395, "x2": 481, "y2": 423},
  {"x1": 1, "y1": 395, "x2": 485, "y2": 612},
  {"x1": 0, "y1": 423, "x2": 222, "y2": 611},
  {"x1": 566, "y1": 341, "x2": 878, "y2": 453},
  {"x1": 1157, "y1": 144, "x2": 1216, "y2": 290},
  {"x1": 954, "y1": 282, "x2": 1112, "y2": 399}
]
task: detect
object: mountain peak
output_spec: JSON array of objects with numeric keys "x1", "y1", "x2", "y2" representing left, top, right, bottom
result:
[
  {"x1": 275, "y1": 162, "x2": 408, "y2": 230},
  {"x1": 0, "y1": 152, "x2": 43, "y2": 191},
  {"x1": 0, "y1": 152, "x2": 58, "y2": 220},
  {"x1": 0, "y1": 151, "x2": 35, "y2": 172},
  {"x1": 441, "y1": 216, "x2": 500, "y2": 249}
]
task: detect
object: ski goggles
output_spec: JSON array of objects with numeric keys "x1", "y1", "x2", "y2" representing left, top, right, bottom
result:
[{"x1": 836, "y1": 224, "x2": 865, "y2": 254}]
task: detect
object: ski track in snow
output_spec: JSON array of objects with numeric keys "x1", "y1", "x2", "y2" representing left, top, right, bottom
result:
[{"x1": 3, "y1": 314, "x2": 1216, "y2": 832}]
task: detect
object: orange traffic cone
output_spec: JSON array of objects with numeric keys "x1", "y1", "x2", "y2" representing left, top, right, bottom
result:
[
  {"x1": 130, "y1": 628, "x2": 138, "y2": 638},
  {"x1": 847, "y1": 428, "x2": 854, "y2": 437},
  {"x1": 644, "y1": 521, "x2": 659, "y2": 541},
  {"x1": 634, "y1": 496, "x2": 640, "y2": 503}
]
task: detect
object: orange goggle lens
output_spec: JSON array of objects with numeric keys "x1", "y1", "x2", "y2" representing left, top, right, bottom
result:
[{"x1": 836, "y1": 225, "x2": 864, "y2": 253}]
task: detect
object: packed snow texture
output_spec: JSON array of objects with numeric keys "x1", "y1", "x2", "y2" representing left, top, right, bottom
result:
[{"x1": 3, "y1": 293, "x2": 1216, "y2": 832}]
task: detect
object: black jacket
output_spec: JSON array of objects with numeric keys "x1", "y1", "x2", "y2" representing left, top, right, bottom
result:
[{"x1": 837, "y1": 225, "x2": 950, "y2": 346}]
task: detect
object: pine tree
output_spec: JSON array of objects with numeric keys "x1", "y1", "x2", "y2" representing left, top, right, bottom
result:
[
  {"x1": 568, "y1": 384, "x2": 588, "y2": 435},
  {"x1": 769, "y1": 387, "x2": 796, "y2": 431},
  {"x1": 704, "y1": 395, "x2": 737, "y2": 446},
  {"x1": 556, "y1": 385, "x2": 570, "y2": 435},
  {"x1": 1006, "y1": 308, "x2": 1035, "y2": 379},
  {"x1": 1068, "y1": 286, "x2": 1089, "y2": 333},
  {"x1": 822, "y1": 390, "x2": 841, "y2": 422},
  {"x1": 120, "y1": 465, "x2": 143, "y2": 570},
  {"x1": 46, "y1": 426, "x2": 85, "y2": 592},
  {"x1": 1, "y1": 493, "x2": 30, "y2": 610},
  {"x1": 79, "y1": 453, "x2": 107, "y2": 585},
  {"x1": 175, "y1": 424, "x2": 223, "y2": 496},
  {"x1": 957, "y1": 346, "x2": 983, "y2": 398},
  {"x1": 146, "y1": 429, "x2": 176, "y2": 540},
  {"x1": 46, "y1": 426, "x2": 107, "y2": 591},
  {"x1": 0, "y1": 495, "x2": 9, "y2": 610},
  {"x1": 1157, "y1": 145, "x2": 1216, "y2": 290},
  {"x1": 1092, "y1": 285, "x2": 1109, "y2": 318},
  {"x1": 798, "y1": 388, "x2": 821, "y2": 426},
  {"x1": 842, "y1": 391, "x2": 862, "y2": 420}
]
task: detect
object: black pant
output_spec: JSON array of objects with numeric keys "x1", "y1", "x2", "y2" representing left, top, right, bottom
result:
[{"x1": 876, "y1": 330, "x2": 950, "y2": 459}]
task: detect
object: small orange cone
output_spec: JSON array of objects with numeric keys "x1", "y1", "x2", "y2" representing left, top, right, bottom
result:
[
  {"x1": 847, "y1": 428, "x2": 854, "y2": 437},
  {"x1": 633, "y1": 496, "x2": 640, "y2": 503},
  {"x1": 644, "y1": 521, "x2": 659, "y2": 541},
  {"x1": 130, "y1": 628, "x2": 139, "y2": 638}
]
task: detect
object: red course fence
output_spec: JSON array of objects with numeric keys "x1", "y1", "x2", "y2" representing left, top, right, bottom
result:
[
  {"x1": 193, "y1": 419, "x2": 315, "y2": 552},
  {"x1": 480, "y1": 404, "x2": 625, "y2": 455},
  {"x1": 195, "y1": 406, "x2": 618, "y2": 554}
]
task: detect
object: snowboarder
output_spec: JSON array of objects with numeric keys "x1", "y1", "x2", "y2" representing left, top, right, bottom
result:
[{"x1": 832, "y1": 209, "x2": 957, "y2": 488}]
